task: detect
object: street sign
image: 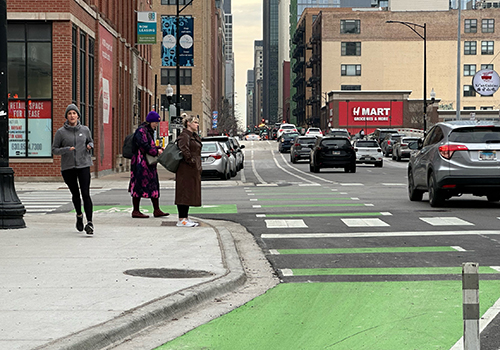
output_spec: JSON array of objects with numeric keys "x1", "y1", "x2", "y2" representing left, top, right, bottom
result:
[{"x1": 170, "y1": 116, "x2": 183, "y2": 125}]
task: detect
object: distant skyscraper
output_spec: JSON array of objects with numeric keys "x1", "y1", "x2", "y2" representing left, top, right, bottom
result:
[
  {"x1": 246, "y1": 70, "x2": 255, "y2": 128},
  {"x1": 263, "y1": 0, "x2": 279, "y2": 124},
  {"x1": 223, "y1": 0, "x2": 235, "y2": 122},
  {"x1": 254, "y1": 40, "x2": 264, "y2": 127}
]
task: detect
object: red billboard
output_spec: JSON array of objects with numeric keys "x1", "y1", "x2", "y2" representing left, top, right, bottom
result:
[{"x1": 338, "y1": 101, "x2": 403, "y2": 133}]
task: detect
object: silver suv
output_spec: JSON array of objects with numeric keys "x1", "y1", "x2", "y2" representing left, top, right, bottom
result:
[{"x1": 408, "y1": 120, "x2": 500, "y2": 207}]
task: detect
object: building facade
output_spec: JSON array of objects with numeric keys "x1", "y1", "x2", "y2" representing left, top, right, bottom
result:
[
  {"x1": 8, "y1": 0, "x2": 153, "y2": 179},
  {"x1": 293, "y1": 6, "x2": 500, "y2": 135},
  {"x1": 263, "y1": 0, "x2": 279, "y2": 124}
]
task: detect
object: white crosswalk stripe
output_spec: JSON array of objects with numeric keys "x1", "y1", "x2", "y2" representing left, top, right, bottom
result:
[{"x1": 19, "y1": 189, "x2": 110, "y2": 214}]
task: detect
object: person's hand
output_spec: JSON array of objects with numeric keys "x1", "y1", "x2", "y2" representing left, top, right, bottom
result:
[
  {"x1": 87, "y1": 144, "x2": 92, "y2": 150},
  {"x1": 70, "y1": 147, "x2": 76, "y2": 151},
  {"x1": 158, "y1": 148, "x2": 163, "y2": 155}
]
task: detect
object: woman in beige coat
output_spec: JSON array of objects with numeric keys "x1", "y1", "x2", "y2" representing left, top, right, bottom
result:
[{"x1": 175, "y1": 114, "x2": 202, "y2": 227}]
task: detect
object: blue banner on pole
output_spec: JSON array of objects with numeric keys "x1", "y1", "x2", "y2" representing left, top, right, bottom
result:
[
  {"x1": 161, "y1": 16, "x2": 194, "y2": 67},
  {"x1": 212, "y1": 111, "x2": 218, "y2": 129}
]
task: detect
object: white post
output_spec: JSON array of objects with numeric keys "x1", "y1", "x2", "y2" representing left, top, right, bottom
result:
[{"x1": 462, "y1": 262, "x2": 480, "y2": 350}]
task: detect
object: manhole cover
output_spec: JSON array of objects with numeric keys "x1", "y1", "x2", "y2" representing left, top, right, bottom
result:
[{"x1": 124, "y1": 268, "x2": 215, "y2": 279}]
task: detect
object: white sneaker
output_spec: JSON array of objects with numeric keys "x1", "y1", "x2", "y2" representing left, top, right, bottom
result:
[
  {"x1": 176, "y1": 219, "x2": 199, "y2": 227},
  {"x1": 187, "y1": 218, "x2": 199, "y2": 226}
]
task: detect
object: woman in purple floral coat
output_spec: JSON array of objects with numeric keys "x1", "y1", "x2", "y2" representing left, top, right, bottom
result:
[{"x1": 128, "y1": 111, "x2": 169, "y2": 218}]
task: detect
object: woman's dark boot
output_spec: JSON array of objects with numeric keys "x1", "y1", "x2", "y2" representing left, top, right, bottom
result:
[
  {"x1": 132, "y1": 197, "x2": 149, "y2": 218},
  {"x1": 152, "y1": 198, "x2": 169, "y2": 217}
]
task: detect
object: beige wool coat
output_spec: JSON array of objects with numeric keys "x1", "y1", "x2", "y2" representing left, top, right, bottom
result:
[{"x1": 175, "y1": 128, "x2": 202, "y2": 206}]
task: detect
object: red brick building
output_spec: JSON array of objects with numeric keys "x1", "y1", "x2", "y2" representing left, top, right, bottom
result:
[{"x1": 7, "y1": 0, "x2": 153, "y2": 180}]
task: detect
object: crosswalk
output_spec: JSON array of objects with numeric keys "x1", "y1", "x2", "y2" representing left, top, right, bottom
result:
[{"x1": 19, "y1": 189, "x2": 110, "y2": 214}]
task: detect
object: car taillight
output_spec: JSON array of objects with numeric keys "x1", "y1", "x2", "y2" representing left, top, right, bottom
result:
[
  {"x1": 401, "y1": 143, "x2": 408, "y2": 147},
  {"x1": 387, "y1": 140, "x2": 391, "y2": 145},
  {"x1": 306, "y1": 131, "x2": 309, "y2": 134},
  {"x1": 294, "y1": 143, "x2": 300, "y2": 146},
  {"x1": 439, "y1": 144, "x2": 468, "y2": 160}
]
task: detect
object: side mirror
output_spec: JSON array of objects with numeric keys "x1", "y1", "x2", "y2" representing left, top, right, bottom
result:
[
  {"x1": 240, "y1": 144, "x2": 245, "y2": 149},
  {"x1": 417, "y1": 139, "x2": 424, "y2": 149}
]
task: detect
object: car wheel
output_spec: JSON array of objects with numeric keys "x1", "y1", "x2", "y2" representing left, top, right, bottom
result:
[
  {"x1": 396, "y1": 153, "x2": 401, "y2": 162},
  {"x1": 428, "y1": 172, "x2": 444, "y2": 207},
  {"x1": 375, "y1": 160, "x2": 383, "y2": 167},
  {"x1": 487, "y1": 194, "x2": 500, "y2": 202},
  {"x1": 392, "y1": 153, "x2": 396, "y2": 161},
  {"x1": 291, "y1": 156, "x2": 297, "y2": 164},
  {"x1": 408, "y1": 168, "x2": 423, "y2": 201},
  {"x1": 350, "y1": 164, "x2": 356, "y2": 173}
]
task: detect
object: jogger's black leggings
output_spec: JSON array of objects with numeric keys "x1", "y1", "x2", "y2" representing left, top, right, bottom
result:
[{"x1": 62, "y1": 167, "x2": 93, "y2": 222}]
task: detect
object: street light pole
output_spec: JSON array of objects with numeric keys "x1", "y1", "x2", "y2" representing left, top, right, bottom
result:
[
  {"x1": 386, "y1": 20, "x2": 427, "y2": 134},
  {"x1": 176, "y1": 0, "x2": 194, "y2": 121},
  {"x1": 0, "y1": 0, "x2": 25, "y2": 229}
]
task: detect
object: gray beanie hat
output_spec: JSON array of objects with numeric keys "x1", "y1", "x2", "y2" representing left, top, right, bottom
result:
[{"x1": 65, "y1": 104, "x2": 81, "y2": 118}]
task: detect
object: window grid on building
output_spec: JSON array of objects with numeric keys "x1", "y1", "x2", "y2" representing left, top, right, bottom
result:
[
  {"x1": 464, "y1": 41, "x2": 477, "y2": 55},
  {"x1": 72, "y1": 26, "x2": 77, "y2": 104},
  {"x1": 161, "y1": 68, "x2": 192, "y2": 85},
  {"x1": 341, "y1": 42, "x2": 361, "y2": 56},
  {"x1": 481, "y1": 64, "x2": 494, "y2": 70},
  {"x1": 481, "y1": 41, "x2": 494, "y2": 55},
  {"x1": 341, "y1": 85, "x2": 361, "y2": 91},
  {"x1": 464, "y1": 64, "x2": 476, "y2": 76},
  {"x1": 341, "y1": 64, "x2": 361, "y2": 76},
  {"x1": 463, "y1": 85, "x2": 476, "y2": 97},
  {"x1": 88, "y1": 37, "x2": 95, "y2": 138},
  {"x1": 79, "y1": 31, "x2": 86, "y2": 125},
  {"x1": 161, "y1": 0, "x2": 191, "y2": 5},
  {"x1": 482, "y1": 19, "x2": 495, "y2": 33},
  {"x1": 465, "y1": 19, "x2": 477, "y2": 33},
  {"x1": 340, "y1": 20, "x2": 360, "y2": 34}
]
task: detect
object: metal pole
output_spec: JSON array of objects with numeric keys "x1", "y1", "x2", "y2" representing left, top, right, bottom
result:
[
  {"x1": 423, "y1": 23, "x2": 427, "y2": 134},
  {"x1": 0, "y1": 0, "x2": 26, "y2": 229},
  {"x1": 176, "y1": 1, "x2": 181, "y2": 121},
  {"x1": 462, "y1": 262, "x2": 480, "y2": 350},
  {"x1": 456, "y1": 2, "x2": 462, "y2": 120}
]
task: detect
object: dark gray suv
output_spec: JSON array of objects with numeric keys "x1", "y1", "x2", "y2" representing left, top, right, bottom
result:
[{"x1": 408, "y1": 120, "x2": 500, "y2": 207}]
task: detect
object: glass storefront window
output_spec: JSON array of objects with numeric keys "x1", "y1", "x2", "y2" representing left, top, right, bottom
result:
[{"x1": 8, "y1": 22, "x2": 52, "y2": 158}]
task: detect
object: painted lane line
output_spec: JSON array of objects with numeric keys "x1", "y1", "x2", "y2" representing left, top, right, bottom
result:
[
  {"x1": 491, "y1": 266, "x2": 500, "y2": 272},
  {"x1": 281, "y1": 269, "x2": 294, "y2": 277},
  {"x1": 351, "y1": 197, "x2": 359, "y2": 200},
  {"x1": 451, "y1": 246, "x2": 467, "y2": 252},
  {"x1": 269, "y1": 249, "x2": 280, "y2": 255},
  {"x1": 381, "y1": 212, "x2": 393, "y2": 216},
  {"x1": 341, "y1": 218, "x2": 390, "y2": 227},
  {"x1": 252, "y1": 205, "x2": 262, "y2": 208},
  {"x1": 257, "y1": 203, "x2": 367, "y2": 208},
  {"x1": 381, "y1": 183, "x2": 406, "y2": 186},
  {"x1": 265, "y1": 219, "x2": 308, "y2": 228},
  {"x1": 340, "y1": 183, "x2": 364, "y2": 186},
  {"x1": 272, "y1": 151, "x2": 317, "y2": 185},
  {"x1": 298, "y1": 183, "x2": 322, "y2": 187},
  {"x1": 260, "y1": 212, "x2": 387, "y2": 218},
  {"x1": 261, "y1": 230, "x2": 500, "y2": 239},
  {"x1": 251, "y1": 152, "x2": 267, "y2": 184},
  {"x1": 256, "y1": 184, "x2": 279, "y2": 187},
  {"x1": 250, "y1": 197, "x2": 352, "y2": 202},
  {"x1": 275, "y1": 246, "x2": 460, "y2": 255},
  {"x1": 278, "y1": 152, "x2": 337, "y2": 184},
  {"x1": 450, "y1": 295, "x2": 500, "y2": 350},
  {"x1": 256, "y1": 214, "x2": 266, "y2": 218},
  {"x1": 284, "y1": 266, "x2": 500, "y2": 276},
  {"x1": 365, "y1": 204, "x2": 375, "y2": 207},
  {"x1": 250, "y1": 199, "x2": 258, "y2": 201},
  {"x1": 420, "y1": 217, "x2": 474, "y2": 226}
]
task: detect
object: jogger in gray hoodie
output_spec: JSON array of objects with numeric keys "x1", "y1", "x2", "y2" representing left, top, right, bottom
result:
[{"x1": 52, "y1": 104, "x2": 94, "y2": 235}]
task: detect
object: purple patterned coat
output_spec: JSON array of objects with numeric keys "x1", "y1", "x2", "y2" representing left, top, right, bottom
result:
[{"x1": 128, "y1": 122, "x2": 161, "y2": 198}]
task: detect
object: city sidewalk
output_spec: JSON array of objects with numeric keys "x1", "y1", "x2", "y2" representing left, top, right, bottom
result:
[{"x1": 2, "y1": 170, "x2": 278, "y2": 350}]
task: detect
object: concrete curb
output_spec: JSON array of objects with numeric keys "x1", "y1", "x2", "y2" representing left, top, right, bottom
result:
[{"x1": 34, "y1": 222, "x2": 247, "y2": 350}]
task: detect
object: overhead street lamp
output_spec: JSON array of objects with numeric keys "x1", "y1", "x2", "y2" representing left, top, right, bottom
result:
[{"x1": 386, "y1": 20, "x2": 428, "y2": 134}]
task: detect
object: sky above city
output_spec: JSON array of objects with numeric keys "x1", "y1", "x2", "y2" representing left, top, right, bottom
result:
[{"x1": 233, "y1": 0, "x2": 262, "y2": 127}]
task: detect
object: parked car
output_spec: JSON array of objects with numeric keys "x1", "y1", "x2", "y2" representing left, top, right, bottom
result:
[
  {"x1": 245, "y1": 133, "x2": 261, "y2": 141},
  {"x1": 290, "y1": 136, "x2": 317, "y2": 163},
  {"x1": 372, "y1": 128, "x2": 399, "y2": 145},
  {"x1": 202, "y1": 136, "x2": 239, "y2": 176},
  {"x1": 278, "y1": 132, "x2": 300, "y2": 153},
  {"x1": 380, "y1": 133, "x2": 406, "y2": 156},
  {"x1": 228, "y1": 137, "x2": 245, "y2": 170},
  {"x1": 277, "y1": 123, "x2": 298, "y2": 139},
  {"x1": 327, "y1": 128, "x2": 350, "y2": 140},
  {"x1": 201, "y1": 141, "x2": 231, "y2": 180},
  {"x1": 353, "y1": 139, "x2": 383, "y2": 167},
  {"x1": 305, "y1": 127, "x2": 323, "y2": 137},
  {"x1": 407, "y1": 120, "x2": 500, "y2": 207},
  {"x1": 310, "y1": 136, "x2": 356, "y2": 173},
  {"x1": 392, "y1": 137, "x2": 420, "y2": 161},
  {"x1": 220, "y1": 141, "x2": 237, "y2": 177}
]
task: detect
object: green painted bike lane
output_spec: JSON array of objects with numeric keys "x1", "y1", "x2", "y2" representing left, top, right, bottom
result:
[{"x1": 156, "y1": 280, "x2": 500, "y2": 350}]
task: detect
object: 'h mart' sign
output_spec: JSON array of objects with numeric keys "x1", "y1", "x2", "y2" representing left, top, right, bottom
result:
[{"x1": 339, "y1": 101, "x2": 404, "y2": 126}]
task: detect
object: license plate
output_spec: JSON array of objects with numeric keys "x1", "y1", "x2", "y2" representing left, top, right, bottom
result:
[
  {"x1": 332, "y1": 151, "x2": 340, "y2": 155},
  {"x1": 479, "y1": 151, "x2": 496, "y2": 160}
]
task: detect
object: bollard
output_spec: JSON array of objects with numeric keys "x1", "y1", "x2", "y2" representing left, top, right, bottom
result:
[{"x1": 462, "y1": 262, "x2": 480, "y2": 350}]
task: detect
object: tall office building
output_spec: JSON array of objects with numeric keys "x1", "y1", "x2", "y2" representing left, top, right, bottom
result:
[
  {"x1": 223, "y1": 0, "x2": 236, "y2": 124},
  {"x1": 263, "y1": 0, "x2": 280, "y2": 124},
  {"x1": 246, "y1": 70, "x2": 255, "y2": 128},
  {"x1": 254, "y1": 40, "x2": 264, "y2": 127}
]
